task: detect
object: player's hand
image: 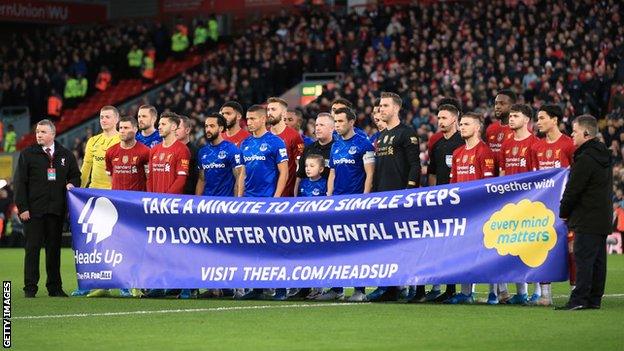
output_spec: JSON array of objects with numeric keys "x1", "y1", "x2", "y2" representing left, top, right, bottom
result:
[
  {"x1": 19, "y1": 211, "x2": 30, "y2": 222},
  {"x1": 66, "y1": 183, "x2": 75, "y2": 190}
]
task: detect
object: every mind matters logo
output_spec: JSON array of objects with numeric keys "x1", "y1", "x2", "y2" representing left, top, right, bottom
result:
[
  {"x1": 77, "y1": 197, "x2": 118, "y2": 244},
  {"x1": 482, "y1": 199, "x2": 557, "y2": 267}
]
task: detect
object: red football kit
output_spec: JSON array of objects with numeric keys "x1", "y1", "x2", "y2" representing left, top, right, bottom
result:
[
  {"x1": 275, "y1": 126, "x2": 304, "y2": 197},
  {"x1": 105, "y1": 142, "x2": 150, "y2": 191},
  {"x1": 147, "y1": 140, "x2": 190, "y2": 194},
  {"x1": 451, "y1": 140, "x2": 497, "y2": 183},
  {"x1": 500, "y1": 134, "x2": 539, "y2": 175}
]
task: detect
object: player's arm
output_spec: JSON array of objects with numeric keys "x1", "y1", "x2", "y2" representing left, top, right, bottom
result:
[
  {"x1": 273, "y1": 161, "x2": 288, "y2": 197},
  {"x1": 233, "y1": 165, "x2": 245, "y2": 197},
  {"x1": 80, "y1": 137, "x2": 94, "y2": 187},
  {"x1": 195, "y1": 170, "x2": 205, "y2": 195},
  {"x1": 167, "y1": 150, "x2": 190, "y2": 194},
  {"x1": 403, "y1": 129, "x2": 421, "y2": 188},
  {"x1": 327, "y1": 169, "x2": 335, "y2": 196},
  {"x1": 105, "y1": 148, "x2": 113, "y2": 183},
  {"x1": 427, "y1": 144, "x2": 437, "y2": 186},
  {"x1": 363, "y1": 162, "x2": 375, "y2": 194},
  {"x1": 294, "y1": 177, "x2": 301, "y2": 196},
  {"x1": 146, "y1": 149, "x2": 154, "y2": 192},
  {"x1": 498, "y1": 143, "x2": 506, "y2": 176}
]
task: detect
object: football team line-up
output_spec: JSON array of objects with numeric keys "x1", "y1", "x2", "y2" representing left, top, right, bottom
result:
[{"x1": 14, "y1": 90, "x2": 612, "y2": 311}]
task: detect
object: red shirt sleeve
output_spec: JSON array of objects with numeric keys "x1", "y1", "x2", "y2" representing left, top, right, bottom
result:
[
  {"x1": 147, "y1": 147, "x2": 155, "y2": 192},
  {"x1": 105, "y1": 146, "x2": 114, "y2": 176},
  {"x1": 167, "y1": 143, "x2": 190, "y2": 194}
]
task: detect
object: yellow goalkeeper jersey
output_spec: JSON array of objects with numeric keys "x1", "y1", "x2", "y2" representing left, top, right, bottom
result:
[{"x1": 80, "y1": 133, "x2": 120, "y2": 189}]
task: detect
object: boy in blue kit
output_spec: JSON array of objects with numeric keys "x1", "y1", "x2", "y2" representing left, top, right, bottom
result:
[
  {"x1": 317, "y1": 107, "x2": 375, "y2": 302},
  {"x1": 298, "y1": 154, "x2": 327, "y2": 197}
]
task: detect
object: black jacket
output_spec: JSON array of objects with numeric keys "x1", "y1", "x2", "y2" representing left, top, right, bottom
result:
[
  {"x1": 559, "y1": 138, "x2": 613, "y2": 235},
  {"x1": 14, "y1": 141, "x2": 81, "y2": 217}
]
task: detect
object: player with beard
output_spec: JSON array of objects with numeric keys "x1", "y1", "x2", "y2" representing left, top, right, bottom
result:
[
  {"x1": 286, "y1": 109, "x2": 314, "y2": 146},
  {"x1": 445, "y1": 112, "x2": 496, "y2": 304},
  {"x1": 267, "y1": 97, "x2": 304, "y2": 198},
  {"x1": 484, "y1": 90, "x2": 516, "y2": 302},
  {"x1": 368, "y1": 104, "x2": 387, "y2": 148},
  {"x1": 144, "y1": 112, "x2": 191, "y2": 298},
  {"x1": 529, "y1": 104, "x2": 575, "y2": 306},
  {"x1": 136, "y1": 105, "x2": 162, "y2": 148},
  {"x1": 105, "y1": 115, "x2": 150, "y2": 298},
  {"x1": 498, "y1": 103, "x2": 540, "y2": 305},
  {"x1": 413, "y1": 103, "x2": 464, "y2": 304},
  {"x1": 367, "y1": 92, "x2": 421, "y2": 302},
  {"x1": 175, "y1": 115, "x2": 199, "y2": 196},
  {"x1": 220, "y1": 101, "x2": 250, "y2": 147}
]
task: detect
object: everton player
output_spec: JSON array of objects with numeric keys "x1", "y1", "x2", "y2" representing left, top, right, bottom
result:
[
  {"x1": 136, "y1": 105, "x2": 162, "y2": 148},
  {"x1": 530, "y1": 104, "x2": 575, "y2": 306},
  {"x1": 317, "y1": 106, "x2": 374, "y2": 302},
  {"x1": 498, "y1": 103, "x2": 539, "y2": 305},
  {"x1": 196, "y1": 112, "x2": 245, "y2": 197},
  {"x1": 238, "y1": 105, "x2": 289, "y2": 301},
  {"x1": 446, "y1": 112, "x2": 496, "y2": 304}
]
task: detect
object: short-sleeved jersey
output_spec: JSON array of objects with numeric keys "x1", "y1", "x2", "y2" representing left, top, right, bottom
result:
[
  {"x1": 531, "y1": 134, "x2": 575, "y2": 170},
  {"x1": 221, "y1": 128, "x2": 251, "y2": 148},
  {"x1": 299, "y1": 177, "x2": 328, "y2": 197},
  {"x1": 427, "y1": 131, "x2": 464, "y2": 185},
  {"x1": 147, "y1": 140, "x2": 190, "y2": 194},
  {"x1": 500, "y1": 134, "x2": 540, "y2": 175},
  {"x1": 451, "y1": 141, "x2": 496, "y2": 183},
  {"x1": 197, "y1": 140, "x2": 243, "y2": 196},
  {"x1": 330, "y1": 133, "x2": 375, "y2": 195},
  {"x1": 81, "y1": 133, "x2": 120, "y2": 189},
  {"x1": 275, "y1": 126, "x2": 304, "y2": 197},
  {"x1": 241, "y1": 132, "x2": 288, "y2": 197},
  {"x1": 136, "y1": 130, "x2": 162, "y2": 148},
  {"x1": 105, "y1": 142, "x2": 150, "y2": 191}
]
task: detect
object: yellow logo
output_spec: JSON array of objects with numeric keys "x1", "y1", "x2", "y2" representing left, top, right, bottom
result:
[{"x1": 482, "y1": 199, "x2": 557, "y2": 267}]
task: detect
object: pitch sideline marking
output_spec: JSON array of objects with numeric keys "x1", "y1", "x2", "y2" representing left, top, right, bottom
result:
[
  {"x1": 13, "y1": 302, "x2": 369, "y2": 320},
  {"x1": 13, "y1": 294, "x2": 624, "y2": 320}
]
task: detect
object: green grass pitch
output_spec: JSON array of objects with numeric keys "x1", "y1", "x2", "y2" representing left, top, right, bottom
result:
[{"x1": 2, "y1": 248, "x2": 622, "y2": 350}]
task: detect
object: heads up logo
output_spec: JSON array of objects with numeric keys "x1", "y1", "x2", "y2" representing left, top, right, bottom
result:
[{"x1": 77, "y1": 197, "x2": 118, "y2": 244}]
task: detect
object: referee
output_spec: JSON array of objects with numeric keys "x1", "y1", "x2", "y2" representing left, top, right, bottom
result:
[{"x1": 14, "y1": 119, "x2": 81, "y2": 298}]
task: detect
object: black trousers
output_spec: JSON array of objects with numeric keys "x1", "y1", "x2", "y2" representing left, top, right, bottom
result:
[
  {"x1": 568, "y1": 233, "x2": 607, "y2": 307},
  {"x1": 23, "y1": 214, "x2": 64, "y2": 294}
]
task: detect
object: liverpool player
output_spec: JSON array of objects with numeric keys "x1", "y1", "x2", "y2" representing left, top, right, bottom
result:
[
  {"x1": 368, "y1": 92, "x2": 421, "y2": 302},
  {"x1": 446, "y1": 112, "x2": 496, "y2": 304},
  {"x1": 486, "y1": 90, "x2": 516, "y2": 161},
  {"x1": 144, "y1": 112, "x2": 190, "y2": 298},
  {"x1": 105, "y1": 116, "x2": 150, "y2": 298},
  {"x1": 175, "y1": 115, "x2": 199, "y2": 195},
  {"x1": 530, "y1": 104, "x2": 575, "y2": 306},
  {"x1": 267, "y1": 97, "x2": 304, "y2": 197},
  {"x1": 220, "y1": 101, "x2": 250, "y2": 147},
  {"x1": 499, "y1": 103, "x2": 539, "y2": 305}
]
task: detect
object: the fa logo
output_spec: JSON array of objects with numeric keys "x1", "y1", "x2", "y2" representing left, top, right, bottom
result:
[{"x1": 77, "y1": 197, "x2": 118, "y2": 244}]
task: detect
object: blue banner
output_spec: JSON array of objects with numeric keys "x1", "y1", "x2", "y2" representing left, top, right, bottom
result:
[{"x1": 68, "y1": 169, "x2": 570, "y2": 289}]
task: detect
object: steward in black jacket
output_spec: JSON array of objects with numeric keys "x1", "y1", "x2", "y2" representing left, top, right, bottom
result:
[
  {"x1": 14, "y1": 122, "x2": 81, "y2": 298},
  {"x1": 15, "y1": 141, "x2": 81, "y2": 217},
  {"x1": 559, "y1": 138, "x2": 613, "y2": 235},
  {"x1": 557, "y1": 115, "x2": 612, "y2": 310}
]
